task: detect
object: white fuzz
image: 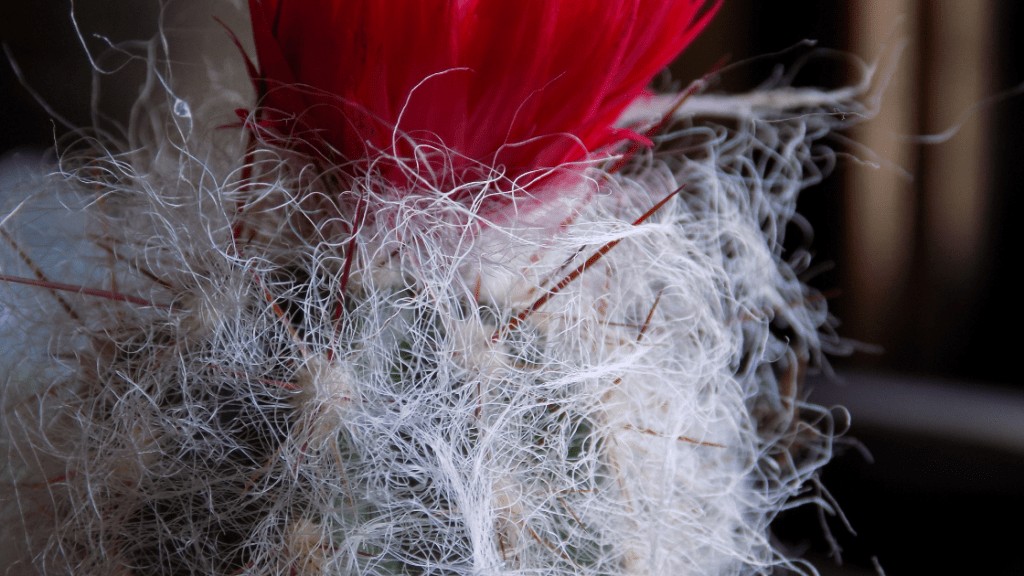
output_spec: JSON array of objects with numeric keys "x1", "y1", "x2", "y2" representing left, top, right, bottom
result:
[{"x1": 1, "y1": 23, "x2": 872, "y2": 576}]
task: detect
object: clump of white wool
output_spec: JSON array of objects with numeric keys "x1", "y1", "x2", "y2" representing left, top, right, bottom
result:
[{"x1": 0, "y1": 11, "x2": 880, "y2": 576}]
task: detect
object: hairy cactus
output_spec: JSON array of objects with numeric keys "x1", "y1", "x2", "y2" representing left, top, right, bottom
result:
[{"x1": 1, "y1": 2, "x2": 878, "y2": 574}]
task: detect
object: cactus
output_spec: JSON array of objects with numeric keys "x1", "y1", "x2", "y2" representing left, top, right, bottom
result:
[{"x1": 1, "y1": 2, "x2": 877, "y2": 574}]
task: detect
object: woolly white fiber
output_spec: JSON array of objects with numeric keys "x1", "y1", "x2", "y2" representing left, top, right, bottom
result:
[{"x1": 1, "y1": 5, "x2": 875, "y2": 575}]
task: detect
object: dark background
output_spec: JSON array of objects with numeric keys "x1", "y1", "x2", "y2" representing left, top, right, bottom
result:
[
  {"x1": 3, "y1": 2, "x2": 1022, "y2": 574},
  {"x1": 677, "y1": 3, "x2": 1024, "y2": 575}
]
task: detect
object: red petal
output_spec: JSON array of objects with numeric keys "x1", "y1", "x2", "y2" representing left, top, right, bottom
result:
[{"x1": 246, "y1": 0, "x2": 720, "y2": 202}]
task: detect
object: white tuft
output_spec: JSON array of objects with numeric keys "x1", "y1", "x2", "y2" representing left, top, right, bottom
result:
[{"x1": 1, "y1": 11, "x2": 876, "y2": 576}]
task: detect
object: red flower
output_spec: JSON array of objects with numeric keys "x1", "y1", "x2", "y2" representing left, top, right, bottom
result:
[{"x1": 247, "y1": 0, "x2": 718, "y2": 202}]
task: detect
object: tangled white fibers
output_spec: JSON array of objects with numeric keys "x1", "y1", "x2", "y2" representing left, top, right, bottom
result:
[{"x1": 1, "y1": 6, "x2": 881, "y2": 575}]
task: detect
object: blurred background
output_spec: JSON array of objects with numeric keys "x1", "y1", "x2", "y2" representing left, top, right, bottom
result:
[
  {"x1": 2, "y1": 1, "x2": 1022, "y2": 574},
  {"x1": 678, "y1": 3, "x2": 1024, "y2": 574}
]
